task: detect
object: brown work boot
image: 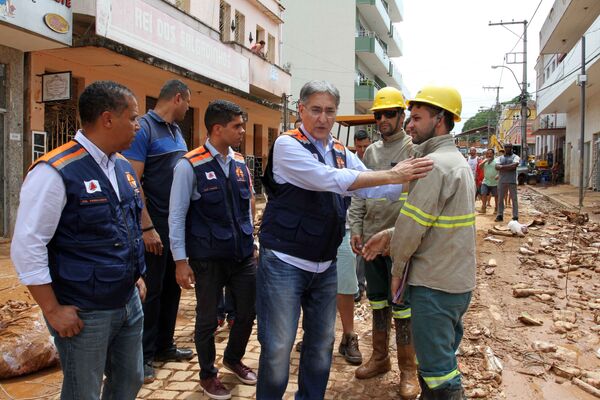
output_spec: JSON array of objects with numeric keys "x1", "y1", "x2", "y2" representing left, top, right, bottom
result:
[
  {"x1": 338, "y1": 332, "x2": 363, "y2": 365},
  {"x1": 355, "y1": 307, "x2": 391, "y2": 379},
  {"x1": 200, "y1": 376, "x2": 231, "y2": 400},
  {"x1": 395, "y1": 318, "x2": 420, "y2": 399}
]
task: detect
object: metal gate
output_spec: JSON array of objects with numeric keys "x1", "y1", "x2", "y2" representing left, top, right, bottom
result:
[{"x1": 44, "y1": 78, "x2": 79, "y2": 153}]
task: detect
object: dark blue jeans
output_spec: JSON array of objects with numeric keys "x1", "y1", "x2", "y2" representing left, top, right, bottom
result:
[
  {"x1": 190, "y1": 256, "x2": 256, "y2": 380},
  {"x1": 142, "y1": 218, "x2": 181, "y2": 362},
  {"x1": 48, "y1": 290, "x2": 144, "y2": 400},
  {"x1": 256, "y1": 247, "x2": 337, "y2": 400},
  {"x1": 408, "y1": 285, "x2": 472, "y2": 391}
]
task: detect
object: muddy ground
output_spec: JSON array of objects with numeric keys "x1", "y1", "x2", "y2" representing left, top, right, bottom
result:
[{"x1": 0, "y1": 187, "x2": 599, "y2": 399}]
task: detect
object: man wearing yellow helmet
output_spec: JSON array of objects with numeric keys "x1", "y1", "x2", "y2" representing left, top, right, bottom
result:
[
  {"x1": 348, "y1": 86, "x2": 419, "y2": 399},
  {"x1": 362, "y1": 85, "x2": 476, "y2": 399}
]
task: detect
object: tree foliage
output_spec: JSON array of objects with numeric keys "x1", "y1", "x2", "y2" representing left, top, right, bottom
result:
[
  {"x1": 462, "y1": 110, "x2": 498, "y2": 133},
  {"x1": 461, "y1": 96, "x2": 520, "y2": 133}
]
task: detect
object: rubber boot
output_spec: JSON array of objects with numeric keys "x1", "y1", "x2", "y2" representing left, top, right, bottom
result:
[
  {"x1": 355, "y1": 307, "x2": 391, "y2": 379},
  {"x1": 394, "y1": 318, "x2": 420, "y2": 399}
]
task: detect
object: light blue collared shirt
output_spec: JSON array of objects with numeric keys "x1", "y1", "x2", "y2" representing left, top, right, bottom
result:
[
  {"x1": 169, "y1": 139, "x2": 253, "y2": 261},
  {"x1": 270, "y1": 126, "x2": 403, "y2": 273},
  {"x1": 11, "y1": 131, "x2": 121, "y2": 285}
]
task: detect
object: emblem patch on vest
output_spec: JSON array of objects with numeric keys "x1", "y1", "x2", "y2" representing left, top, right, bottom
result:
[
  {"x1": 235, "y1": 166, "x2": 245, "y2": 181},
  {"x1": 125, "y1": 172, "x2": 138, "y2": 189},
  {"x1": 84, "y1": 180, "x2": 101, "y2": 194},
  {"x1": 205, "y1": 171, "x2": 217, "y2": 180}
]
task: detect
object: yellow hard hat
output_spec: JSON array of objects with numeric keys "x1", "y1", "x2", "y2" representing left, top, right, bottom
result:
[
  {"x1": 370, "y1": 87, "x2": 406, "y2": 111},
  {"x1": 407, "y1": 85, "x2": 462, "y2": 122}
]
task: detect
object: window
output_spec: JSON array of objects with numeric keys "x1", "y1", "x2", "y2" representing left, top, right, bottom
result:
[
  {"x1": 267, "y1": 33, "x2": 275, "y2": 63},
  {"x1": 234, "y1": 10, "x2": 245, "y2": 45},
  {"x1": 219, "y1": 1, "x2": 231, "y2": 42}
]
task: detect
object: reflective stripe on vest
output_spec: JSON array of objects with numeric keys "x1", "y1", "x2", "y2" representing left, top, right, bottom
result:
[{"x1": 400, "y1": 201, "x2": 475, "y2": 228}]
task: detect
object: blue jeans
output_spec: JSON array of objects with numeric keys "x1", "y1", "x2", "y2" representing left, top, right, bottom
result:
[
  {"x1": 256, "y1": 247, "x2": 337, "y2": 400},
  {"x1": 47, "y1": 290, "x2": 144, "y2": 400}
]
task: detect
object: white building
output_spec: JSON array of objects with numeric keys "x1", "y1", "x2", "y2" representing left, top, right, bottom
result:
[
  {"x1": 281, "y1": 0, "x2": 405, "y2": 145},
  {"x1": 535, "y1": 0, "x2": 600, "y2": 189}
]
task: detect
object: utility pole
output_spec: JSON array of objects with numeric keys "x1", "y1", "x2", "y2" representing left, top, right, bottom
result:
[
  {"x1": 483, "y1": 85, "x2": 503, "y2": 142},
  {"x1": 489, "y1": 20, "x2": 528, "y2": 166},
  {"x1": 577, "y1": 35, "x2": 587, "y2": 207}
]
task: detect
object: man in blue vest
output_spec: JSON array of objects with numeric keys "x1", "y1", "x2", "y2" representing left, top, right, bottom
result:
[
  {"x1": 123, "y1": 79, "x2": 193, "y2": 382},
  {"x1": 169, "y1": 100, "x2": 257, "y2": 400},
  {"x1": 11, "y1": 80, "x2": 147, "y2": 399},
  {"x1": 256, "y1": 80, "x2": 435, "y2": 399}
]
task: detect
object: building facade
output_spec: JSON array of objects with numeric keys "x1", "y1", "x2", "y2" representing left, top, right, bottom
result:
[
  {"x1": 0, "y1": 0, "x2": 74, "y2": 237},
  {"x1": 26, "y1": 0, "x2": 290, "y2": 210},
  {"x1": 281, "y1": 0, "x2": 404, "y2": 145},
  {"x1": 535, "y1": 0, "x2": 600, "y2": 189}
]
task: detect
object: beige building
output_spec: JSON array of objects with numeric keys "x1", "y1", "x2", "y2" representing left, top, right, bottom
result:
[
  {"x1": 0, "y1": 0, "x2": 74, "y2": 236},
  {"x1": 535, "y1": 0, "x2": 600, "y2": 189},
  {"x1": 23, "y1": 0, "x2": 290, "y2": 207},
  {"x1": 282, "y1": 0, "x2": 405, "y2": 145}
]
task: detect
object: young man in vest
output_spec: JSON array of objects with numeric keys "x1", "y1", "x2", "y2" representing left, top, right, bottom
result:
[
  {"x1": 123, "y1": 79, "x2": 193, "y2": 382},
  {"x1": 364, "y1": 85, "x2": 475, "y2": 399},
  {"x1": 256, "y1": 80, "x2": 435, "y2": 399},
  {"x1": 349, "y1": 87, "x2": 419, "y2": 399},
  {"x1": 11, "y1": 80, "x2": 147, "y2": 399},
  {"x1": 169, "y1": 100, "x2": 256, "y2": 400}
]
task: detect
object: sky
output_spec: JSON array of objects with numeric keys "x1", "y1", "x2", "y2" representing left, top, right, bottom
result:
[{"x1": 395, "y1": 0, "x2": 554, "y2": 133}]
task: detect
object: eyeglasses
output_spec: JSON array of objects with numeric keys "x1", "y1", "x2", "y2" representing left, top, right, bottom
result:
[
  {"x1": 374, "y1": 110, "x2": 399, "y2": 120},
  {"x1": 307, "y1": 107, "x2": 337, "y2": 119}
]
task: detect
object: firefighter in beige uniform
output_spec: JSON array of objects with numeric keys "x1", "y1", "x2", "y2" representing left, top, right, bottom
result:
[
  {"x1": 364, "y1": 85, "x2": 476, "y2": 400},
  {"x1": 348, "y1": 87, "x2": 419, "y2": 399}
]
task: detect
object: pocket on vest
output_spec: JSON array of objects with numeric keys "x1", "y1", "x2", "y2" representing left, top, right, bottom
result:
[
  {"x1": 299, "y1": 217, "x2": 326, "y2": 245},
  {"x1": 211, "y1": 225, "x2": 233, "y2": 250},
  {"x1": 272, "y1": 209, "x2": 301, "y2": 241},
  {"x1": 78, "y1": 204, "x2": 113, "y2": 238},
  {"x1": 94, "y1": 264, "x2": 132, "y2": 302}
]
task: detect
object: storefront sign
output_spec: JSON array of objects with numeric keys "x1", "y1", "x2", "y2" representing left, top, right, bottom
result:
[
  {"x1": 42, "y1": 71, "x2": 72, "y2": 102},
  {"x1": 96, "y1": 0, "x2": 250, "y2": 93},
  {"x1": 0, "y1": 0, "x2": 72, "y2": 46}
]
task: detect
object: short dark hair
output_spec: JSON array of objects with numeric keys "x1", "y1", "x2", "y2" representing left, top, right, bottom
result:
[
  {"x1": 204, "y1": 100, "x2": 245, "y2": 133},
  {"x1": 408, "y1": 102, "x2": 455, "y2": 131},
  {"x1": 259, "y1": 40, "x2": 265, "y2": 45},
  {"x1": 158, "y1": 79, "x2": 190, "y2": 101},
  {"x1": 78, "y1": 80, "x2": 134, "y2": 126},
  {"x1": 354, "y1": 129, "x2": 369, "y2": 141},
  {"x1": 403, "y1": 116, "x2": 411, "y2": 130}
]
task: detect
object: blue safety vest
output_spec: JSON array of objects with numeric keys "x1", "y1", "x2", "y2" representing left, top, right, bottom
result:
[
  {"x1": 260, "y1": 129, "x2": 348, "y2": 262},
  {"x1": 30, "y1": 141, "x2": 146, "y2": 310},
  {"x1": 183, "y1": 146, "x2": 254, "y2": 261}
]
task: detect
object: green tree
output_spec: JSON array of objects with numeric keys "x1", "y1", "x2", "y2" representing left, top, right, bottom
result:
[{"x1": 462, "y1": 109, "x2": 497, "y2": 132}]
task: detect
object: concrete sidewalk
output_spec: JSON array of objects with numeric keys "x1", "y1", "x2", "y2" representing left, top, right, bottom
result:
[{"x1": 524, "y1": 183, "x2": 600, "y2": 222}]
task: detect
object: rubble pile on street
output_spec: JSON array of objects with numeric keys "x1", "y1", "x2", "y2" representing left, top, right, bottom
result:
[{"x1": 459, "y1": 190, "x2": 600, "y2": 399}]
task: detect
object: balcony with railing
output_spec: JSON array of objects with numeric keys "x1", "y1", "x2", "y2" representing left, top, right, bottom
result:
[
  {"x1": 225, "y1": 41, "x2": 291, "y2": 100},
  {"x1": 532, "y1": 113, "x2": 567, "y2": 135},
  {"x1": 537, "y1": 15, "x2": 600, "y2": 114},
  {"x1": 386, "y1": 23, "x2": 403, "y2": 57},
  {"x1": 540, "y1": 0, "x2": 600, "y2": 54},
  {"x1": 355, "y1": 30, "x2": 390, "y2": 78},
  {"x1": 357, "y1": 0, "x2": 391, "y2": 41},
  {"x1": 384, "y1": 61, "x2": 402, "y2": 88}
]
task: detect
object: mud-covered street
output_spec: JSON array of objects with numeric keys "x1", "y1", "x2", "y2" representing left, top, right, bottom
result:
[{"x1": 0, "y1": 186, "x2": 599, "y2": 400}]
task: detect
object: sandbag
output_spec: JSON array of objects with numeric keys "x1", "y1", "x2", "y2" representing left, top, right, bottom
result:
[{"x1": 0, "y1": 300, "x2": 59, "y2": 378}]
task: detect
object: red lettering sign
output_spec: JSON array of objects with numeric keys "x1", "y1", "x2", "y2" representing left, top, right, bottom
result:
[{"x1": 54, "y1": 0, "x2": 72, "y2": 8}]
